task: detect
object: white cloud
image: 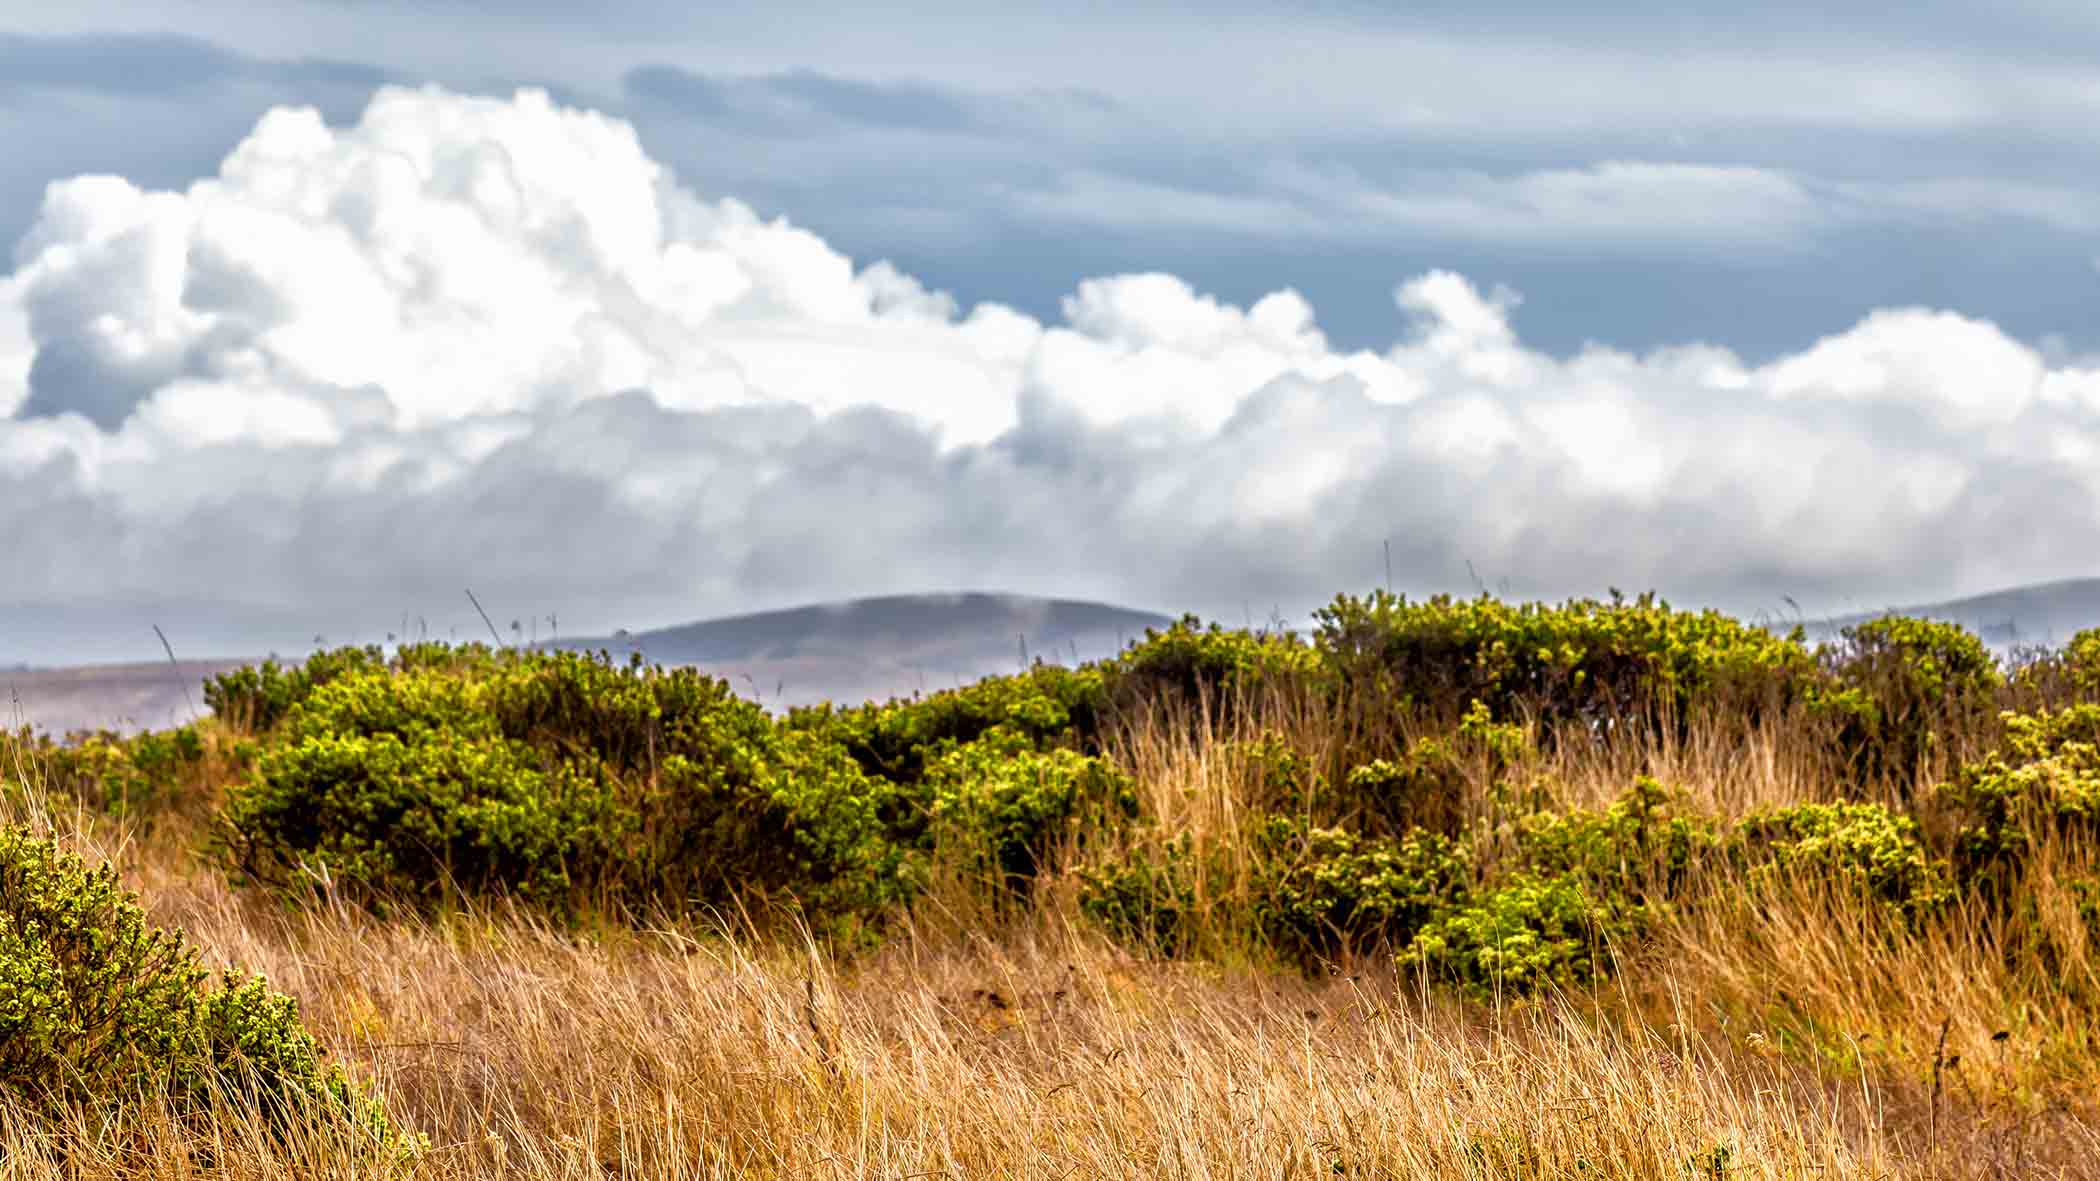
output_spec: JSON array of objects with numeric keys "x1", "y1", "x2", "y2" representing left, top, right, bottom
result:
[{"x1": 3, "y1": 84, "x2": 2098, "y2": 654}]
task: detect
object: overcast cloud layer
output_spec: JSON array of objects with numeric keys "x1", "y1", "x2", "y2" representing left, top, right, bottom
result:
[{"x1": 3, "y1": 85, "x2": 2098, "y2": 663}]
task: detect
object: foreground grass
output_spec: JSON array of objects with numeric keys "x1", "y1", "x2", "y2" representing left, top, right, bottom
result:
[{"x1": 5, "y1": 788, "x2": 2094, "y2": 1179}]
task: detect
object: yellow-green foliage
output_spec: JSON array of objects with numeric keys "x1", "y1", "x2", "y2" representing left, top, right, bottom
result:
[
  {"x1": 1513, "y1": 777, "x2": 1719, "y2": 903},
  {"x1": 1314, "y1": 590, "x2": 1816, "y2": 736},
  {"x1": 1816, "y1": 615, "x2": 2006, "y2": 785},
  {"x1": 922, "y1": 728, "x2": 1136, "y2": 886},
  {"x1": 1404, "y1": 873, "x2": 1629, "y2": 998},
  {"x1": 1731, "y1": 801, "x2": 1951, "y2": 912},
  {"x1": 203, "y1": 644, "x2": 393, "y2": 732},
  {"x1": 1250, "y1": 817, "x2": 1472, "y2": 960},
  {"x1": 0, "y1": 825, "x2": 392, "y2": 1139},
  {"x1": 214, "y1": 649, "x2": 899, "y2": 923},
  {"x1": 1340, "y1": 701, "x2": 1529, "y2": 838},
  {"x1": 1941, "y1": 703, "x2": 2100, "y2": 883},
  {"x1": 1075, "y1": 834, "x2": 1200, "y2": 955},
  {"x1": 2068, "y1": 628, "x2": 2100, "y2": 694},
  {"x1": 1104, "y1": 615, "x2": 1320, "y2": 711},
  {"x1": 214, "y1": 647, "x2": 1143, "y2": 927},
  {"x1": 785, "y1": 662, "x2": 1106, "y2": 785},
  {"x1": 32, "y1": 724, "x2": 209, "y2": 823}
]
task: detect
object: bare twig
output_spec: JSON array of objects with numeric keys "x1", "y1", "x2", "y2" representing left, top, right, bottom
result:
[{"x1": 465, "y1": 588, "x2": 505, "y2": 647}]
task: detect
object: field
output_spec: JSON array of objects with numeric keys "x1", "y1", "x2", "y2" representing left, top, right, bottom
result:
[{"x1": 4, "y1": 592, "x2": 2099, "y2": 1178}]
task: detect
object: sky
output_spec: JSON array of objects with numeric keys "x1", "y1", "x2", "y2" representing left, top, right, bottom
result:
[{"x1": 3, "y1": 1, "x2": 2099, "y2": 663}]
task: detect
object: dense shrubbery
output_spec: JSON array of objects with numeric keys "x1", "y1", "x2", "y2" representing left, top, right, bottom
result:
[
  {"x1": 1731, "y1": 801, "x2": 1951, "y2": 912},
  {"x1": 1940, "y1": 703, "x2": 2100, "y2": 891},
  {"x1": 1076, "y1": 834, "x2": 1200, "y2": 955},
  {"x1": 1405, "y1": 873, "x2": 1629, "y2": 998},
  {"x1": 208, "y1": 645, "x2": 1143, "y2": 928},
  {"x1": 923, "y1": 730, "x2": 1137, "y2": 886},
  {"x1": 213, "y1": 651, "x2": 903, "y2": 924},
  {"x1": 1101, "y1": 616, "x2": 1319, "y2": 720},
  {"x1": 1250, "y1": 817, "x2": 1472, "y2": 960},
  {"x1": 33, "y1": 591, "x2": 2100, "y2": 1004},
  {"x1": 0, "y1": 825, "x2": 395, "y2": 1139},
  {"x1": 2069, "y1": 628, "x2": 2100, "y2": 693},
  {"x1": 204, "y1": 644, "x2": 394, "y2": 732},
  {"x1": 28, "y1": 724, "x2": 213, "y2": 824},
  {"x1": 1312, "y1": 590, "x2": 1816, "y2": 739},
  {"x1": 1813, "y1": 616, "x2": 2006, "y2": 790},
  {"x1": 786, "y1": 663, "x2": 1107, "y2": 783}
]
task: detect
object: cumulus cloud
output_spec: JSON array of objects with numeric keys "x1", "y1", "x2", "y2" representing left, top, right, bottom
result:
[{"x1": 4, "y1": 85, "x2": 2099, "y2": 659}]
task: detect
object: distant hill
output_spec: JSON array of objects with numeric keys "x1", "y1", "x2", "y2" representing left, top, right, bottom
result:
[
  {"x1": 1807, "y1": 577, "x2": 2100, "y2": 650},
  {"x1": 3, "y1": 592, "x2": 1174, "y2": 736},
  {"x1": 4, "y1": 660, "x2": 242, "y2": 737},
  {"x1": 553, "y1": 591, "x2": 1176, "y2": 710}
]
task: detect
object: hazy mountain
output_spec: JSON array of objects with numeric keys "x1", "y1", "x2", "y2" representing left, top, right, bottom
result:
[
  {"x1": 1806, "y1": 577, "x2": 2100, "y2": 650},
  {"x1": 554, "y1": 591, "x2": 1175, "y2": 710},
  {"x1": 6, "y1": 591, "x2": 1175, "y2": 735},
  {"x1": 4, "y1": 660, "x2": 242, "y2": 738}
]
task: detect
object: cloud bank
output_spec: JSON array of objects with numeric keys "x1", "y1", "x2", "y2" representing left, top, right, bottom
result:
[{"x1": 3, "y1": 85, "x2": 2098, "y2": 658}]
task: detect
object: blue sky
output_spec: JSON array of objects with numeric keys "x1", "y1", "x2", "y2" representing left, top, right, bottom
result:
[{"x1": 3, "y1": 2, "x2": 2099, "y2": 661}]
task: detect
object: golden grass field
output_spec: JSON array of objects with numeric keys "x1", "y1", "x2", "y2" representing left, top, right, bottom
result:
[{"x1": 4, "y1": 665, "x2": 2098, "y2": 1180}]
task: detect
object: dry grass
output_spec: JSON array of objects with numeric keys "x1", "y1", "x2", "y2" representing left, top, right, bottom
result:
[
  {"x1": 0, "y1": 861, "x2": 1907, "y2": 1179},
  {"x1": 5, "y1": 694, "x2": 2100, "y2": 1179}
]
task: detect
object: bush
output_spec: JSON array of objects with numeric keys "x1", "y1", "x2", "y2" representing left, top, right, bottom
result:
[
  {"x1": 1337, "y1": 701, "x2": 1530, "y2": 838},
  {"x1": 1251, "y1": 816, "x2": 1472, "y2": 960},
  {"x1": 2068, "y1": 628, "x2": 2100, "y2": 696},
  {"x1": 213, "y1": 650, "x2": 906, "y2": 928},
  {"x1": 786, "y1": 663, "x2": 1108, "y2": 788},
  {"x1": 0, "y1": 825, "x2": 394, "y2": 1139},
  {"x1": 203, "y1": 645, "x2": 392, "y2": 733},
  {"x1": 1313, "y1": 591, "x2": 1814, "y2": 746},
  {"x1": 1940, "y1": 704, "x2": 2100, "y2": 889},
  {"x1": 35, "y1": 725, "x2": 210, "y2": 823},
  {"x1": 1403, "y1": 873, "x2": 1630, "y2": 998},
  {"x1": 1817, "y1": 616, "x2": 2002, "y2": 788},
  {"x1": 1076, "y1": 834, "x2": 1200, "y2": 955},
  {"x1": 922, "y1": 729, "x2": 1137, "y2": 887},
  {"x1": 1104, "y1": 617, "x2": 1320, "y2": 718},
  {"x1": 1731, "y1": 801, "x2": 1951, "y2": 913},
  {"x1": 1512, "y1": 777, "x2": 1719, "y2": 907}
]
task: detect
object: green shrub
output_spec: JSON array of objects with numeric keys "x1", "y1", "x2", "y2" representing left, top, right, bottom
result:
[
  {"x1": 213, "y1": 650, "x2": 907, "y2": 928},
  {"x1": 2068, "y1": 629, "x2": 2100, "y2": 696},
  {"x1": 1403, "y1": 872, "x2": 1630, "y2": 998},
  {"x1": 1512, "y1": 777, "x2": 1719, "y2": 906},
  {"x1": 0, "y1": 825, "x2": 394, "y2": 1140},
  {"x1": 1313, "y1": 591, "x2": 1814, "y2": 745},
  {"x1": 1818, "y1": 616, "x2": 2002, "y2": 787},
  {"x1": 1104, "y1": 617, "x2": 1319, "y2": 717},
  {"x1": 1234, "y1": 731, "x2": 1319, "y2": 812},
  {"x1": 1251, "y1": 816, "x2": 1472, "y2": 960},
  {"x1": 219, "y1": 724, "x2": 611, "y2": 912},
  {"x1": 923, "y1": 730, "x2": 1137, "y2": 886},
  {"x1": 1337, "y1": 701, "x2": 1531, "y2": 838},
  {"x1": 35, "y1": 725, "x2": 210, "y2": 823},
  {"x1": 1076, "y1": 834, "x2": 1200, "y2": 955},
  {"x1": 786, "y1": 663, "x2": 1107, "y2": 789},
  {"x1": 1730, "y1": 801, "x2": 1951, "y2": 913},
  {"x1": 1940, "y1": 704, "x2": 2100, "y2": 888},
  {"x1": 1340, "y1": 750, "x2": 1466, "y2": 840},
  {"x1": 204, "y1": 645, "x2": 392, "y2": 733}
]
